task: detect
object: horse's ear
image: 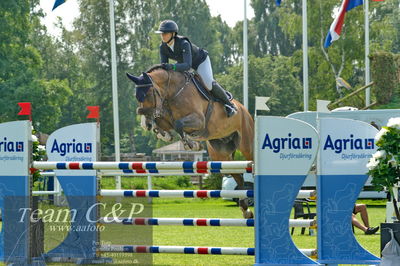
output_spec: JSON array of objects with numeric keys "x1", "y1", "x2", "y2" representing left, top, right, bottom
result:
[
  {"x1": 142, "y1": 72, "x2": 152, "y2": 84},
  {"x1": 126, "y1": 72, "x2": 141, "y2": 84}
]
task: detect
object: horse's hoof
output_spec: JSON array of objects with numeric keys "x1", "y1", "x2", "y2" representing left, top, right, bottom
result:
[
  {"x1": 165, "y1": 133, "x2": 173, "y2": 142},
  {"x1": 183, "y1": 142, "x2": 192, "y2": 150},
  {"x1": 157, "y1": 132, "x2": 173, "y2": 142},
  {"x1": 241, "y1": 208, "x2": 254, "y2": 219},
  {"x1": 191, "y1": 142, "x2": 201, "y2": 151},
  {"x1": 156, "y1": 133, "x2": 164, "y2": 140}
]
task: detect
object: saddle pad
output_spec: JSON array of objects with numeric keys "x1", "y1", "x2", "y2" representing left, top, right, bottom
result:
[
  {"x1": 190, "y1": 74, "x2": 233, "y2": 102},
  {"x1": 191, "y1": 75, "x2": 211, "y2": 101}
]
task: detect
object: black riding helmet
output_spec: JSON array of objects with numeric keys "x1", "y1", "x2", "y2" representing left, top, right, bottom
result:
[{"x1": 155, "y1": 20, "x2": 178, "y2": 34}]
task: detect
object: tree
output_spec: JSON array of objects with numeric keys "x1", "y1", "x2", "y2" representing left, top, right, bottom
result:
[
  {"x1": 250, "y1": 0, "x2": 302, "y2": 57},
  {"x1": 216, "y1": 55, "x2": 302, "y2": 115},
  {"x1": 69, "y1": 0, "x2": 137, "y2": 155},
  {"x1": 273, "y1": 0, "x2": 398, "y2": 108},
  {"x1": 0, "y1": 0, "x2": 71, "y2": 132}
]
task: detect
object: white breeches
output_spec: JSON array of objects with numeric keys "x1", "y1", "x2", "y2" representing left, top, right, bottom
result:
[{"x1": 196, "y1": 56, "x2": 214, "y2": 91}]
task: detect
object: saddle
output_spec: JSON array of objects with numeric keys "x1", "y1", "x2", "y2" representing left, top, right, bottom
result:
[{"x1": 189, "y1": 72, "x2": 233, "y2": 102}]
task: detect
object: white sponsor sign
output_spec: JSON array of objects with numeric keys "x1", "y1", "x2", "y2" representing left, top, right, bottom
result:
[
  {"x1": 318, "y1": 118, "x2": 378, "y2": 175},
  {"x1": 46, "y1": 123, "x2": 99, "y2": 176},
  {"x1": 0, "y1": 121, "x2": 30, "y2": 176},
  {"x1": 255, "y1": 116, "x2": 319, "y2": 176}
]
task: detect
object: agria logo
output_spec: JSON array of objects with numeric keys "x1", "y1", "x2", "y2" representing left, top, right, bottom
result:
[
  {"x1": 323, "y1": 134, "x2": 374, "y2": 154},
  {"x1": 261, "y1": 133, "x2": 312, "y2": 153},
  {"x1": 0, "y1": 137, "x2": 24, "y2": 152},
  {"x1": 51, "y1": 139, "x2": 92, "y2": 156}
]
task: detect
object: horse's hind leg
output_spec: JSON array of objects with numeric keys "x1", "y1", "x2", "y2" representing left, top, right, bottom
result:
[
  {"x1": 206, "y1": 139, "x2": 240, "y2": 186},
  {"x1": 207, "y1": 138, "x2": 253, "y2": 219}
]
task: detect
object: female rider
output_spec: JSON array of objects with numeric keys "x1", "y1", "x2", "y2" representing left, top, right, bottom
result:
[{"x1": 155, "y1": 20, "x2": 237, "y2": 117}]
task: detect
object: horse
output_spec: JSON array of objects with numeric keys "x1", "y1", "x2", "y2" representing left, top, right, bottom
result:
[{"x1": 126, "y1": 65, "x2": 254, "y2": 218}]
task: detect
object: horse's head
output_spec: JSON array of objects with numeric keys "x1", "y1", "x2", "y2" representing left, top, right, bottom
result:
[
  {"x1": 126, "y1": 65, "x2": 176, "y2": 131},
  {"x1": 126, "y1": 71, "x2": 154, "y2": 130},
  {"x1": 126, "y1": 71, "x2": 153, "y2": 104}
]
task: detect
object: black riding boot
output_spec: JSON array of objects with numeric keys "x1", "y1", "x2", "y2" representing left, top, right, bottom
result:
[{"x1": 211, "y1": 81, "x2": 237, "y2": 117}]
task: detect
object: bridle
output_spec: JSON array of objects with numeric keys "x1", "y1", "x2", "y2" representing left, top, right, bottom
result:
[
  {"x1": 139, "y1": 69, "x2": 212, "y2": 139},
  {"x1": 145, "y1": 70, "x2": 191, "y2": 119}
]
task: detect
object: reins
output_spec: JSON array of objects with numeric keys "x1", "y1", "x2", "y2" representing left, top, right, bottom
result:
[
  {"x1": 147, "y1": 69, "x2": 211, "y2": 138},
  {"x1": 170, "y1": 72, "x2": 190, "y2": 100},
  {"x1": 149, "y1": 70, "x2": 190, "y2": 118}
]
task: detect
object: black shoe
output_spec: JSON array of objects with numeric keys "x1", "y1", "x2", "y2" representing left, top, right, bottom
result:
[{"x1": 365, "y1": 226, "x2": 379, "y2": 235}]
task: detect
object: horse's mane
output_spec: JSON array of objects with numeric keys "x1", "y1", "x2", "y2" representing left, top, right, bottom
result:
[
  {"x1": 146, "y1": 64, "x2": 187, "y2": 81},
  {"x1": 146, "y1": 64, "x2": 165, "y2": 73}
]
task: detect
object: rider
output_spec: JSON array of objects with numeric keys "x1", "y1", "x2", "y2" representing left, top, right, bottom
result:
[{"x1": 155, "y1": 20, "x2": 237, "y2": 117}]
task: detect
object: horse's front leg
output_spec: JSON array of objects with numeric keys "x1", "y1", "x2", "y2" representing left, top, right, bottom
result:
[
  {"x1": 174, "y1": 113, "x2": 204, "y2": 151},
  {"x1": 174, "y1": 113, "x2": 205, "y2": 138},
  {"x1": 153, "y1": 127, "x2": 173, "y2": 142},
  {"x1": 140, "y1": 115, "x2": 153, "y2": 131}
]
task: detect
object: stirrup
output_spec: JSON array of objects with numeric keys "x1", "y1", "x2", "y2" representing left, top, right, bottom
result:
[{"x1": 224, "y1": 104, "x2": 237, "y2": 117}]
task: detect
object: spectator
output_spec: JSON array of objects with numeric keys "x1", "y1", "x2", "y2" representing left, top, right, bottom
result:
[{"x1": 352, "y1": 203, "x2": 379, "y2": 235}]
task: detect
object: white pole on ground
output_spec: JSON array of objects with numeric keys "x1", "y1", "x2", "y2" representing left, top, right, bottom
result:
[{"x1": 109, "y1": 0, "x2": 121, "y2": 190}]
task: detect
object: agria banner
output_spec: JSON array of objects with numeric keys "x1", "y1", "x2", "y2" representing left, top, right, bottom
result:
[
  {"x1": 45, "y1": 123, "x2": 100, "y2": 260},
  {"x1": 46, "y1": 123, "x2": 99, "y2": 177},
  {"x1": 0, "y1": 121, "x2": 31, "y2": 262},
  {"x1": 256, "y1": 116, "x2": 318, "y2": 176},
  {"x1": 0, "y1": 121, "x2": 30, "y2": 176},
  {"x1": 317, "y1": 118, "x2": 380, "y2": 265},
  {"x1": 255, "y1": 116, "x2": 319, "y2": 265}
]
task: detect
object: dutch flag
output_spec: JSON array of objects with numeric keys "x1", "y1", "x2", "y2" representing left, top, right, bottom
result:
[{"x1": 324, "y1": 0, "x2": 364, "y2": 48}]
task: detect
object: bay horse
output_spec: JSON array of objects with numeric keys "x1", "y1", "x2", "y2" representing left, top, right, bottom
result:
[{"x1": 126, "y1": 65, "x2": 254, "y2": 218}]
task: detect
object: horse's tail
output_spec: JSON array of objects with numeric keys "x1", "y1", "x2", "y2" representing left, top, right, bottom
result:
[{"x1": 233, "y1": 100, "x2": 254, "y2": 161}]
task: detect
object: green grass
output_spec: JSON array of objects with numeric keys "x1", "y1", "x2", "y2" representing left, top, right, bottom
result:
[{"x1": 100, "y1": 176, "x2": 197, "y2": 190}]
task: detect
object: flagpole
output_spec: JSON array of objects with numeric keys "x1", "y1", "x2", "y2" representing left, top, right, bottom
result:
[
  {"x1": 243, "y1": 0, "x2": 249, "y2": 109},
  {"x1": 302, "y1": 0, "x2": 309, "y2": 111},
  {"x1": 109, "y1": 0, "x2": 121, "y2": 190},
  {"x1": 365, "y1": 0, "x2": 371, "y2": 106}
]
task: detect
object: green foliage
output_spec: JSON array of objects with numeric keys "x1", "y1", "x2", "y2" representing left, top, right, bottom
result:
[
  {"x1": 370, "y1": 51, "x2": 397, "y2": 104},
  {"x1": 250, "y1": 0, "x2": 301, "y2": 56},
  {"x1": 367, "y1": 118, "x2": 400, "y2": 221},
  {"x1": 203, "y1": 174, "x2": 222, "y2": 190},
  {"x1": 174, "y1": 175, "x2": 192, "y2": 188},
  {"x1": 0, "y1": 0, "x2": 74, "y2": 132},
  {"x1": 101, "y1": 176, "x2": 196, "y2": 190},
  {"x1": 261, "y1": 0, "x2": 399, "y2": 107},
  {"x1": 152, "y1": 176, "x2": 195, "y2": 190},
  {"x1": 32, "y1": 128, "x2": 46, "y2": 185},
  {"x1": 217, "y1": 55, "x2": 302, "y2": 115}
]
